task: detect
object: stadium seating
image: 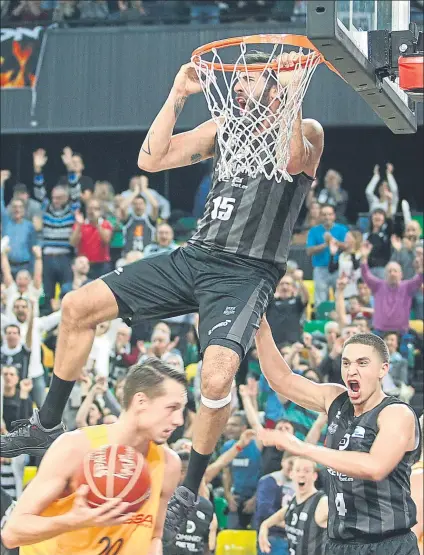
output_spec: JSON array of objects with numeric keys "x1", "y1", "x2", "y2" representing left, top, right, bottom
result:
[
  {"x1": 23, "y1": 466, "x2": 37, "y2": 487},
  {"x1": 303, "y1": 320, "x2": 327, "y2": 334},
  {"x1": 410, "y1": 320, "x2": 423, "y2": 335},
  {"x1": 315, "y1": 301, "x2": 336, "y2": 320}
]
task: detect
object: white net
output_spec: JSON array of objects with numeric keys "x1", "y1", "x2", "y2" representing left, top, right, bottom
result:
[{"x1": 192, "y1": 40, "x2": 321, "y2": 183}]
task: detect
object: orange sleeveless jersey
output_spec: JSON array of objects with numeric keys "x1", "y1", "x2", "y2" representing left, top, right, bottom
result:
[
  {"x1": 412, "y1": 460, "x2": 423, "y2": 551},
  {"x1": 21, "y1": 425, "x2": 165, "y2": 555}
]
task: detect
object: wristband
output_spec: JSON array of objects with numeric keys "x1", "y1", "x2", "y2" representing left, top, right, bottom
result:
[{"x1": 235, "y1": 443, "x2": 243, "y2": 452}]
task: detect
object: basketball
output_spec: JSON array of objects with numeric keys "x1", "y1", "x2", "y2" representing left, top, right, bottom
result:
[{"x1": 75, "y1": 444, "x2": 151, "y2": 513}]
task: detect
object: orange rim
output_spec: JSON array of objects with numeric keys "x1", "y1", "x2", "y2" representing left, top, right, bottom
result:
[{"x1": 191, "y1": 33, "x2": 340, "y2": 76}]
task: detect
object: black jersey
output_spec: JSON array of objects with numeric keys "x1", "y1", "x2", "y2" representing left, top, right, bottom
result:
[
  {"x1": 284, "y1": 490, "x2": 327, "y2": 555},
  {"x1": 190, "y1": 143, "x2": 313, "y2": 268},
  {"x1": 171, "y1": 496, "x2": 214, "y2": 555},
  {"x1": 325, "y1": 392, "x2": 422, "y2": 542}
]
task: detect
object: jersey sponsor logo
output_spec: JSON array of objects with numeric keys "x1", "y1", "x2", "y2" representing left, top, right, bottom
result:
[
  {"x1": 208, "y1": 319, "x2": 232, "y2": 336},
  {"x1": 352, "y1": 425, "x2": 365, "y2": 439},
  {"x1": 299, "y1": 511, "x2": 308, "y2": 522},
  {"x1": 126, "y1": 513, "x2": 154, "y2": 527},
  {"x1": 232, "y1": 457, "x2": 249, "y2": 468},
  {"x1": 328, "y1": 421, "x2": 338, "y2": 435},
  {"x1": 338, "y1": 433, "x2": 351, "y2": 451},
  {"x1": 231, "y1": 176, "x2": 248, "y2": 189},
  {"x1": 335, "y1": 410, "x2": 341, "y2": 419},
  {"x1": 327, "y1": 467, "x2": 354, "y2": 482},
  {"x1": 196, "y1": 510, "x2": 206, "y2": 520},
  {"x1": 114, "y1": 266, "x2": 124, "y2": 275},
  {"x1": 187, "y1": 520, "x2": 196, "y2": 534},
  {"x1": 223, "y1": 306, "x2": 236, "y2": 315}
]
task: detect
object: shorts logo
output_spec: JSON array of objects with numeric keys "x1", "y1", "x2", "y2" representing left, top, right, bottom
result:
[
  {"x1": 223, "y1": 306, "x2": 236, "y2": 316},
  {"x1": 208, "y1": 320, "x2": 232, "y2": 335},
  {"x1": 114, "y1": 267, "x2": 124, "y2": 275},
  {"x1": 352, "y1": 426, "x2": 365, "y2": 439}
]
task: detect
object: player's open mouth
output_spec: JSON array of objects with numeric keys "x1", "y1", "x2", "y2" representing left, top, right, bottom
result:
[
  {"x1": 347, "y1": 380, "x2": 361, "y2": 399},
  {"x1": 236, "y1": 97, "x2": 247, "y2": 110},
  {"x1": 298, "y1": 481, "x2": 306, "y2": 487}
]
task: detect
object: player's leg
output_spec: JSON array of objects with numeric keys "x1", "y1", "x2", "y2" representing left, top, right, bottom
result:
[
  {"x1": 1, "y1": 250, "x2": 198, "y2": 457},
  {"x1": 163, "y1": 246, "x2": 279, "y2": 544}
]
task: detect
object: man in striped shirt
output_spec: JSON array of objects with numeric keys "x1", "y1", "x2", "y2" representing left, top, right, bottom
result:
[{"x1": 32, "y1": 148, "x2": 81, "y2": 310}]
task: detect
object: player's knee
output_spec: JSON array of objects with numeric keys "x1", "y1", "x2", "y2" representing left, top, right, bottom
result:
[
  {"x1": 61, "y1": 289, "x2": 90, "y2": 326},
  {"x1": 202, "y1": 345, "x2": 239, "y2": 400}
]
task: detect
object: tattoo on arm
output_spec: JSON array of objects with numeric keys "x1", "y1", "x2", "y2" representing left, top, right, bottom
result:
[
  {"x1": 174, "y1": 96, "x2": 187, "y2": 120},
  {"x1": 190, "y1": 153, "x2": 202, "y2": 165},
  {"x1": 141, "y1": 133, "x2": 152, "y2": 156}
]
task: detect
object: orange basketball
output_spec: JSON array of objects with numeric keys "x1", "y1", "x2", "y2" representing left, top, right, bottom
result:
[{"x1": 76, "y1": 444, "x2": 151, "y2": 513}]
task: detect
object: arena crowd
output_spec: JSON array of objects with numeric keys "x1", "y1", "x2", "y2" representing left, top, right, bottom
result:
[{"x1": 0, "y1": 145, "x2": 423, "y2": 554}]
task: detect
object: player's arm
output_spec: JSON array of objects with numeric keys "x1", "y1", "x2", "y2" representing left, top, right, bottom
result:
[
  {"x1": 411, "y1": 468, "x2": 423, "y2": 554},
  {"x1": 255, "y1": 316, "x2": 345, "y2": 414},
  {"x1": 148, "y1": 448, "x2": 181, "y2": 555},
  {"x1": 138, "y1": 62, "x2": 216, "y2": 173},
  {"x1": 314, "y1": 496, "x2": 328, "y2": 529},
  {"x1": 204, "y1": 429, "x2": 257, "y2": 484},
  {"x1": 258, "y1": 506, "x2": 288, "y2": 554},
  {"x1": 261, "y1": 404, "x2": 416, "y2": 482},
  {"x1": 1, "y1": 433, "x2": 130, "y2": 549}
]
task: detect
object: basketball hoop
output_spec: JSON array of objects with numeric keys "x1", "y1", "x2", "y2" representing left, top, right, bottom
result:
[
  {"x1": 399, "y1": 53, "x2": 424, "y2": 102},
  {"x1": 191, "y1": 34, "x2": 339, "y2": 183}
]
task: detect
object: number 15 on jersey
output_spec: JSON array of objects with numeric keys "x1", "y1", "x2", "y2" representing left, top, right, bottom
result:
[{"x1": 211, "y1": 196, "x2": 236, "y2": 221}]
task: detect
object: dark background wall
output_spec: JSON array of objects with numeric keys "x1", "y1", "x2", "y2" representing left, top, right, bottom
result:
[
  {"x1": 1, "y1": 125, "x2": 422, "y2": 224},
  {"x1": 2, "y1": 22, "x2": 422, "y2": 133}
]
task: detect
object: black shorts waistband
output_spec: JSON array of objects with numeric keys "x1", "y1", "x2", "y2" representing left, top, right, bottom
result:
[{"x1": 329, "y1": 529, "x2": 411, "y2": 545}]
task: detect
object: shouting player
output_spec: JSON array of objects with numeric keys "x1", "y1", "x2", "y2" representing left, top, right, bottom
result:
[
  {"x1": 258, "y1": 456, "x2": 328, "y2": 555},
  {"x1": 1, "y1": 359, "x2": 186, "y2": 555},
  {"x1": 256, "y1": 316, "x2": 422, "y2": 555},
  {"x1": 2, "y1": 52, "x2": 324, "y2": 542}
]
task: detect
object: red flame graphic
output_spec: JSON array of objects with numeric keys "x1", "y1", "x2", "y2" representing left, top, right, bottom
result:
[{"x1": 1, "y1": 40, "x2": 36, "y2": 88}]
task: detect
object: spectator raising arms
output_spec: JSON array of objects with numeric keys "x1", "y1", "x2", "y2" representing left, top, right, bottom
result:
[
  {"x1": 365, "y1": 163, "x2": 399, "y2": 215},
  {"x1": 266, "y1": 273, "x2": 309, "y2": 346},
  {"x1": 33, "y1": 148, "x2": 81, "y2": 308},
  {"x1": 360, "y1": 241, "x2": 423, "y2": 335},
  {"x1": 58, "y1": 146, "x2": 94, "y2": 203},
  {"x1": 1, "y1": 245, "x2": 43, "y2": 319},
  {"x1": 362, "y1": 208, "x2": 393, "y2": 279},
  {"x1": 1, "y1": 170, "x2": 37, "y2": 278},
  {"x1": 328, "y1": 230, "x2": 362, "y2": 298},
  {"x1": 70, "y1": 200, "x2": 113, "y2": 279},
  {"x1": 120, "y1": 177, "x2": 158, "y2": 254},
  {"x1": 306, "y1": 204, "x2": 348, "y2": 308},
  {"x1": 316, "y1": 169, "x2": 349, "y2": 222}
]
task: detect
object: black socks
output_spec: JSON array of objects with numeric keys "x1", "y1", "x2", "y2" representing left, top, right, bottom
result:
[
  {"x1": 182, "y1": 448, "x2": 212, "y2": 495},
  {"x1": 38, "y1": 374, "x2": 75, "y2": 429}
]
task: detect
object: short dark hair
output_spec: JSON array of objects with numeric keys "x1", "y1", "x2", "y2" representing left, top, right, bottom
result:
[
  {"x1": 232, "y1": 410, "x2": 249, "y2": 428},
  {"x1": 243, "y1": 50, "x2": 277, "y2": 88},
  {"x1": 371, "y1": 208, "x2": 386, "y2": 217},
  {"x1": 320, "y1": 203, "x2": 335, "y2": 213},
  {"x1": 5, "y1": 324, "x2": 20, "y2": 335},
  {"x1": 13, "y1": 183, "x2": 28, "y2": 195},
  {"x1": 122, "y1": 358, "x2": 187, "y2": 409},
  {"x1": 383, "y1": 331, "x2": 399, "y2": 341},
  {"x1": 343, "y1": 333, "x2": 390, "y2": 364}
]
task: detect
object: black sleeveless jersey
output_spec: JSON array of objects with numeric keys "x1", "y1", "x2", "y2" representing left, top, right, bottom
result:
[
  {"x1": 171, "y1": 496, "x2": 214, "y2": 554},
  {"x1": 325, "y1": 392, "x2": 422, "y2": 542},
  {"x1": 284, "y1": 490, "x2": 327, "y2": 555},
  {"x1": 189, "y1": 142, "x2": 313, "y2": 269}
]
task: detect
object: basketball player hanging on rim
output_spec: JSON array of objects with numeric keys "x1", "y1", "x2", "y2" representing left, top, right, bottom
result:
[
  {"x1": 1, "y1": 50, "x2": 324, "y2": 543},
  {"x1": 1, "y1": 359, "x2": 187, "y2": 555},
  {"x1": 255, "y1": 316, "x2": 422, "y2": 555}
]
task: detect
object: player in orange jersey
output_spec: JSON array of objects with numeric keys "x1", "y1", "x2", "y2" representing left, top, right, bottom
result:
[{"x1": 1, "y1": 358, "x2": 187, "y2": 555}]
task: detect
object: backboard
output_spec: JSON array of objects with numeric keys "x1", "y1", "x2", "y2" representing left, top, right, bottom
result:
[{"x1": 307, "y1": 0, "x2": 419, "y2": 133}]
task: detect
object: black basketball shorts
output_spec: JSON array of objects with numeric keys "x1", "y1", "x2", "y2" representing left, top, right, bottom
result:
[
  {"x1": 101, "y1": 244, "x2": 281, "y2": 359},
  {"x1": 325, "y1": 531, "x2": 420, "y2": 555}
]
